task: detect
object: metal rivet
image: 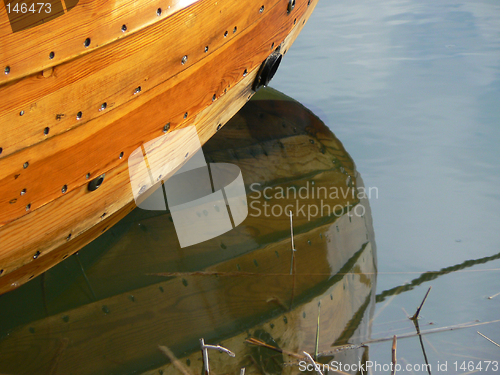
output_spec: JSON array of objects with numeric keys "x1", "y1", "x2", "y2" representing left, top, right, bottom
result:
[
  {"x1": 288, "y1": 0, "x2": 295, "y2": 13},
  {"x1": 20, "y1": 110, "x2": 24, "y2": 116},
  {"x1": 204, "y1": 46, "x2": 209, "y2": 53},
  {"x1": 212, "y1": 94, "x2": 216, "y2": 101},
  {"x1": 134, "y1": 86, "x2": 141, "y2": 94},
  {"x1": 33, "y1": 251, "x2": 41, "y2": 259},
  {"x1": 271, "y1": 42, "x2": 275, "y2": 49},
  {"x1": 0, "y1": 269, "x2": 3, "y2": 275},
  {"x1": 181, "y1": 55, "x2": 188, "y2": 65},
  {"x1": 20, "y1": 189, "x2": 26, "y2": 196},
  {"x1": 308, "y1": 0, "x2": 311, "y2": 5},
  {"x1": 44, "y1": 127, "x2": 49, "y2": 135},
  {"x1": 0, "y1": 147, "x2": 2, "y2": 155},
  {"x1": 163, "y1": 123, "x2": 170, "y2": 133},
  {"x1": 76, "y1": 111, "x2": 82, "y2": 120},
  {"x1": 66, "y1": 234, "x2": 72, "y2": 241},
  {"x1": 23, "y1": 162, "x2": 29, "y2": 169},
  {"x1": 224, "y1": 30, "x2": 228, "y2": 37},
  {"x1": 99, "y1": 102, "x2": 107, "y2": 111},
  {"x1": 294, "y1": 18, "x2": 296, "y2": 24},
  {"x1": 157, "y1": 7, "x2": 162, "y2": 16},
  {"x1": 62, "y1": 185, "x2": 68, "y2": 193},
  {"x1": 84, "y1": 38, "x2": 91, "y2": 47},
  {"x1": 259, "y1": 5, "x2": 264, "y2": 12},
  {"x1": 233, "y1": 26, "x2": 237, "y2": 33},
  {"x1": 121, "y1": 24, "x2": 127, "y2": 32},
  {"x1": 49, "y1": 51, "x2": 55, "y2": 59},
  {"x1": 4, "y1": 66, "x2": 10, "y2": 75},
  {"x1": 243, "y1": 69, "x2": 248, "y2": 76},
  {"x1": 86, "y1": 173, "x2": 90, "y2": 179},
  {"x1": 26, "y1": 203, "x2": 31, "y2": 211},
  {"x1": 217, "y1": 124, "x2": 222, "y2": 131},
  {"x1": 119, "y1": 151, "x2": 124, "y2": 159},
  {"x1": 183, "y1": 112, "x2": 188, "y2": 119},
  {"x1": 185, "y1": 152, "x2": 189, "y2": 158}
]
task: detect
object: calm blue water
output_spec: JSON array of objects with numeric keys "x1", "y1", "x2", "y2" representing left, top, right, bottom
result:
[{"x1": 273, "y1": 0, "x2": 500, "y2": 368}]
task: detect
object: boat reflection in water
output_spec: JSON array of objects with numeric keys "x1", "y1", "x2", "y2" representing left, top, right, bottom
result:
[{"x1": 0, "y1": 88, "x2": 377, "y2": 375}]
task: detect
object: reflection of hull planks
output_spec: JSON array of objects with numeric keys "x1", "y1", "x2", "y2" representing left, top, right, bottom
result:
[
  {"x1": 0, "y1": 206, "x2": 376, "y2": 375},
  {"x1": 0, "y1": 0, "x2": 319, "y2": 293},
  {"x1": 42, "y1": 93, "x2": 363, "y2": 307},
  {"x1": 0, "y1": 91, "x2": 377, "y2": 375},
  {"x1": 144, "y1": 240, "x2": 375, "y2": 375}
]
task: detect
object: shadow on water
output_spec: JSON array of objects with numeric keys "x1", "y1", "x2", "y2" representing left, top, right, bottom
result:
[{"x1": 0, "y1": 88, "x2": 377, "y2": 375}]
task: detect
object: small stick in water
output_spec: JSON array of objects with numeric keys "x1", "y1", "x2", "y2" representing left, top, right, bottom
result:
[
  {"x1": 200, "y1": 338, "x2": 235, "y2": 375},
  {"x1": 74, "y1": 252, "x2": 97, "y2": 301},
  {"x1": 314, "y1": 301, "x2": 321, "y2": 360},
  {"x1": 391, "y1": 335, "x2": 397, "y2": 375},
  {"x1": 411, "y1": 286, "x2": 432, "y2": 320},
  {"x1": 289, "y1": 211, "x2": 296, "y2": 275},
  {"x1": 158, "y1": 345, "x2": 193, "y2": 375},
  {"x1": 303, "y1": 351, "x2": 324, "y2": 375},
  {"x1": 488, "y1": 291, "x2": 500, "y2": 300},
  {"x1": 477, "y1": 331, "x2": 500, "y2": 348}
]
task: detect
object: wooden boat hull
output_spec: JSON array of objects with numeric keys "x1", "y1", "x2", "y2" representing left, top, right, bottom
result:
[
  {"x1": 0, "y1": 91, "x2": 377, "y2": 374},
  {"x1": 0, "y1": 0, "x2": 319, "y2": 293}
]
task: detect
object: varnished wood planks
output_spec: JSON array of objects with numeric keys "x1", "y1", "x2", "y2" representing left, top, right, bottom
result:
[
  {"x1": 0, "y1": 0, "x2": 311, "y2": 225},
  {"x1": 0, "y1": 0, "x2": 198, "y2": 84},
  {"x1": 0, "y1": 0, "x2": 319, "y2": 292},
  {"x1": 0, "y1": 0, "x2": 284, "y2": 157}
]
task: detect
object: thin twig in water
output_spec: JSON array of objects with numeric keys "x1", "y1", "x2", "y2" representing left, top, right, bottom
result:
[
  {"x1": 158, "y1": 345, "x2": 193, "y2": 375},
  {"x1": 411, "y1": 286, "x2": 432, "y2": 320},
  {"x1": 391, "y1": 335, "x2": 397, "y2": 375},
  {"x1": 364, "y1": 319, "x2": 500, "y2": 345},
  {"x1": 412, "y1": 319, "x2": 431, "y2": 375},
  {"x1": 74, "y1": 252, "x2": 97, "y2": 301},
  {"x1": 477, "y1": 331, "x2": 500, "y2": 348},
  {"x1": 290, "y1": 210, "x2": 296, "y2": 274},
  {"x1": 200, "y1": 338, "x2": 236, "y2": 375},
  {"x1": 203, "y1": 344, "x2": 235, "y2": 357},
  {"x1": 370, "y1": 283, "x2": 408, "y2": 326},
  {"x1": 488, "y1": 291, "x2": 500, "y2": 300},
  {"x1": 200, "y1": 338, "x2": 210, "y2": 375},
  {"x1": 289, "y1": 211, "x2": 297, "y2": 310},
  {"x1": 303, "y1": 351, "x2": 323, "y2": 375},
  {"x1": 245, "y1": 338, "x2": 303, "y2": 359},
  {"x1": 315, "y1": 301, "x2": 321, "y2": 360}
]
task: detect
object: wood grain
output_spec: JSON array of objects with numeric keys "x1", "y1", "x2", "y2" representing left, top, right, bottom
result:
[
  {"x1": 0, "y1": 0, "x2": 198, "y2": 84},
  {"x1": 0, "y1": 0, "x2": 283, "y2": 157},
  {"x1": 0, "y1": 0, "x2": 310, "y2": 225},
  {"x1": 0, "y1": 0, "x2": 318, "y2": 292}
]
